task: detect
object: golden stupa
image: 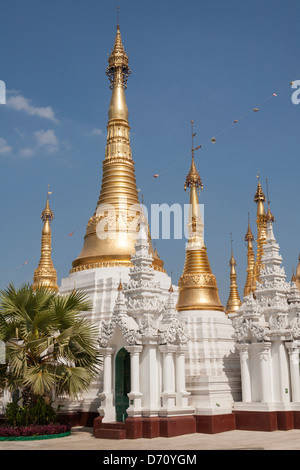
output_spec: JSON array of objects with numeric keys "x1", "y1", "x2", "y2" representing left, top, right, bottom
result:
[
  {"x1": 176, "y1": 122, "x2": 224, "y2": 312},
  {"x1": 243, "y1": 213, "x2": 255, "y2": 297},
  {"x1": 225, "y1": 236, "x2": 242, "y2": 314},
  {"x1": 71, "y1": 24, "x2": 164, "y2": 273},
  {"x1": 252, "y1": 174, "x2": 267, "y2": 288},
  {"x1": 32, "y1": 187, "x2": 58, "y2": 291}
]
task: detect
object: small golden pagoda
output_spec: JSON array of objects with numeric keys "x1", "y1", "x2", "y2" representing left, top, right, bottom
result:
[
  {"x1": 252, "y1": 173, "x2": 267, "y2": 288},
  {"x1": 243, "y1": 213, "x2": 255, "y2": 297},
  {"x1": 176, "y1": 122, "x2": 224, "y2": 312},
  {"x1": 71, "y1": 24, "x2": 164, "y2": 273},
  {"x1": 225, "y1": 236, "x2": 242, "y2": 314},
  {"x1": 32, "y1": 188, "x2": 58, "y2": 292}
]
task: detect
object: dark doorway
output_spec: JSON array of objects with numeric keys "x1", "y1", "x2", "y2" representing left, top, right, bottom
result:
[{"x1": 115, "y1": 348, "x2": 130, "y2": 422}]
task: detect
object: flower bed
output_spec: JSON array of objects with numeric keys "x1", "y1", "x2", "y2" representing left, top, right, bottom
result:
[{"x1": 0, "y1": 424, "x2": 71, "y2": 441}]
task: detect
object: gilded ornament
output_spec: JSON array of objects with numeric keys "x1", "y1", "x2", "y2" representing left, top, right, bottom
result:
[
  {"x1": 72, "y1": 24, "x2": 164, "y2": 273},
  {"x1": 176, "y1": 124, "x2": 224, "y2": 312},
  {"x1": 32, "y1": 188, "x2": 58, "y2": 292}
]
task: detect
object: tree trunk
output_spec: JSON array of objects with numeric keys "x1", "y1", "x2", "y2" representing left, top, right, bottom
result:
[{"x1": 21, "y1": 386, "x2": 37, "y2": 406}]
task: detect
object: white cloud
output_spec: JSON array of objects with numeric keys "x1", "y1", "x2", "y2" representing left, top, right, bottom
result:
[
  {"x1": 0, "y1": 137, "x2": 12, "y2": 155},
  {"x1": 19, "y1": 147, "x2": 35, "y2": 158},
  {"x1": 6, "y1": 94, "x2": 59, "y2": 123},
  {"x1": 91, "y1": 128, "x2": 103, "y2": 136},
  {"x1": 34, "y1": 129, "x2": 59, "y2": 154}
]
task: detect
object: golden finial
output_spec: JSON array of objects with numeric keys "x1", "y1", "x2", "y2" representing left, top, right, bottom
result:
[
  {"x1": 245, "y1": 212, "x2": 254, "y2": 242},
  {"x1": 265, "y1": 178, "x2": 275, "y2": 223},
  {"x1": 139, "y1": 193, "x2": 148, "y2": 227},
  {"x1": 294, "y1": 255, "x2": 300, "y2": 291},
  {"x1": 266, "y1": 203, "x2": 275, "y2": 223},
  {"x1": 184, "y1": 121, "x2": 203, "y2": 192},
  {"x1": 253, "y1": 173, "x2": 267, "y2": 288},
  {"x1": 106, "y1": 13, "x2": 130, "y2": 89},
  {"x1": 229, "y1": 233, "x2": 236, "y2": 267},
  {"x1": 32, "y1": 186, "x2": 58, "y2": 292},
  {"x1": 153, "y1": 240, "x2": 159, "y2": 259},
  {"x1": 244, "y1": 213, "x2": 256, "y2": 298},
  {"x1": 168, "y1": 271, "x2": 174, "y2": 293},
  {"x1": 41, "y1": 185, "x2": 54, "y2": 222},
  {"x1": 254, "y1": 172, "x2": 266, "y2": 204},
  {"x1": 226, "y1": 233, "x2": 242, "y2": 314},
  {"x1": 118, "y1": 276, "x2": 123, "y2": 291}
]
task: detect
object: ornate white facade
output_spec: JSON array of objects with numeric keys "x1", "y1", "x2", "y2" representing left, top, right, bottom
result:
[
  {"x1": 97, "y1": 222, "x2": 194, "y2": 422},
  {"x1": 59, "y1": 254, "x2": 174, "y2": 416},
  {"x1": 231, "y1": 218, "x2": 300, "y2": 414}
]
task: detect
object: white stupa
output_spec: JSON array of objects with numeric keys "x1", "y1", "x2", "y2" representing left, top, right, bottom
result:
[{"x1": 232, "y1": 204, "x2": 300, "y2": 430}]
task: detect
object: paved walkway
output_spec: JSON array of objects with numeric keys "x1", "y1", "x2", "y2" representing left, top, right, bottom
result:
[{"x1": 0, "y1": 426, "x2": 300, "y2": 451}]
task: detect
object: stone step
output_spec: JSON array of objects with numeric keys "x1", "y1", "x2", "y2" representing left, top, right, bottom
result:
[{"x1": 94, "y1": 427, "x2": 126, "y2": 439}]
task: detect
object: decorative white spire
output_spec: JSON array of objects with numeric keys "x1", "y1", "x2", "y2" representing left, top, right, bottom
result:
[
  {"x1": 255, "y1": 213, "x2": 289, "y2": 305},
  {"x1": 124, "y1": 213, "x2": 164, "y2": 320},
  {"x1": 112, "y1": 281, "x2": 128, "y2": 318},
  {"x1": 233, "y1": 209, "x2": 292, "y2": 345}
]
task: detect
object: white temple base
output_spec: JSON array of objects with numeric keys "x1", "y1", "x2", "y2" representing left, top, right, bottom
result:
[
  {"x1": 59, "y1": 265, "x2": 174, "y2": 416},
  {"x1": 233, "y1": 401, "x2": 299, "y2": 412},
  {"x1": 158, "y1": 407, "x2": 195, "y2": 417},
  {"x1": 179, "y1": 309, "x2": 241, "y2": 414},
  {"x1": 195, "y1": 406, "x2": 234, "y2": 416}
]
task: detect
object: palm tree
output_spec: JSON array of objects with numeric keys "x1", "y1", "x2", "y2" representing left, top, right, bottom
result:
[{"x1": 0, "y1": 283, "x2": 100, "y2": 406}]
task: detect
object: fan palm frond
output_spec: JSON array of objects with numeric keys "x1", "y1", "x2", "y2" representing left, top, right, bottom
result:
[{"x1": 0, "y1": 283, "x2": 99, "y2": 403}]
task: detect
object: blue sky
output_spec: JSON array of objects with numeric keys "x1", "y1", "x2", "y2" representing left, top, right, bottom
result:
[{"x1": 0, "y1": 0, "x2": 299, "y2": 306}]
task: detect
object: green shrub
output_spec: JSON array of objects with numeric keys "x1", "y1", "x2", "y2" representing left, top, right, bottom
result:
[{"x1": 5, "y1": 397, "x2": 59, "y2": 427}]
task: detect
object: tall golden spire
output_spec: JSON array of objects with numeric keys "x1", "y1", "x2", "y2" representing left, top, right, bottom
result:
[
  {"x1": 32, "y1": 187, "x2": 58, "y2": 292},
  {"x1": 176, "y1": 122, "x2": 224, "y2": 312},
  {"x1": 252, "y1": 173, "x2": 267, "y2": 288},
  {"x1": 71, "y1": 22, "x2": 164, "y2": 273},
  {"x1": 243, "y1": 213, "x2": 256, "y2": 297},
  {"x1": 225, "y1": 234, "x2": 242, "y2": 314}
]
